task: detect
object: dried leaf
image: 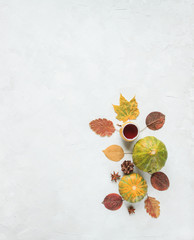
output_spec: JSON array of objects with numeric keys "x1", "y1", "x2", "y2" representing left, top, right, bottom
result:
[
  {"x1": 89, "y1": 118, "x2": 115, "y2": 137},
  {"x1": 145, "y1": 196, "x2": 160, "y2": 218},
  {"x1": 151, "y1": 172, "x2": 170, "y2": 191},
  {"x1": 146, "y1": 112, "x2": 165, "y2": 130},
  {"x1": 102, "y1": 193, "x2": 123, "y2": 210},
  {"x1": 113, "y1": 94, "x2": 139, "y2": 122},
  {"x1": 103, "y1": 145, "x2": 124, "y2": 162}
]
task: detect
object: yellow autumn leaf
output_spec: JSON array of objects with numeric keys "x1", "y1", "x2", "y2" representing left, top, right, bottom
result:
[
  {"x1": 113, "y1": 94, "x2": 139, "y2": 122},
  {"x1": 103, "y1": 145, "x2": 124, "y2": 162}
]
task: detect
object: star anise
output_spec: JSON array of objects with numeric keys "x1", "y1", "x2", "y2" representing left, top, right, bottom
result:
[
  {"x1": 111, "y1": 171, "x2": 121, "y2": 182},
  {"x1": 128, "y1": 206, "x2": 135, "y2": 214}
]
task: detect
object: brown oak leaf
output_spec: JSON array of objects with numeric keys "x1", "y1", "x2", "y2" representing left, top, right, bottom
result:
[
  {"x1": 89, "y1": 118, "x2": 115, "y2": 137},
  {"x1": 145, "y1": 196, "x2": 160, "y2": 218}
]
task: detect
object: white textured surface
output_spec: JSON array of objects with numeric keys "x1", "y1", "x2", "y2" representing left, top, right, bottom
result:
[{"x1": 0, "y1": 1, "x2": 194, "y2": 239}]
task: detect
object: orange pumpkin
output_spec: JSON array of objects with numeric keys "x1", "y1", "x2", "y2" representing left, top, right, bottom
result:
[{"x1": 119, "y1": 173, "x2": 147, "y2": 203}]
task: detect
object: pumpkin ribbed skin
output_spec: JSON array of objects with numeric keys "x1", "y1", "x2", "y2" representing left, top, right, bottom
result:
[
  {"x1": 132, "y1": 136, "x2": 167, "y2": 174},
  {"x1": 119, "y1": 173, "x2": 147, "y2": 203}
]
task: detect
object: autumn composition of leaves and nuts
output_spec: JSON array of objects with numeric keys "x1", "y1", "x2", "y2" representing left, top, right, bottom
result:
[{"x1": 89, "y1": 94, "x2": 170, "y2": 218}]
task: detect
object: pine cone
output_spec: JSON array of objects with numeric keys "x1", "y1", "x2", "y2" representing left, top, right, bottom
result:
[{"x1": 121, "y1": 160, "x2": 134, "y2": 174}]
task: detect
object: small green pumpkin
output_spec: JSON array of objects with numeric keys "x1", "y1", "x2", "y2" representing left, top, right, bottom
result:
[
  {"x1": 132, "y1": 136, "x2": 167, "y2": 174},
  {"x1": 119, "y1": 173, "x2": 147, "y2": 203}
]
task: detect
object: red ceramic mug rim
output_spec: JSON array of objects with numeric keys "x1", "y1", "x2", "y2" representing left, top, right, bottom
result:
[{"x1": 122, "y1": 122, "x2": 139, "y2": 141}]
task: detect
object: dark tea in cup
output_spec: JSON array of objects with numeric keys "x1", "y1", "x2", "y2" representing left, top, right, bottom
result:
[{"x1": 120, "y1": 122, "x2": 139, "y2": 142}]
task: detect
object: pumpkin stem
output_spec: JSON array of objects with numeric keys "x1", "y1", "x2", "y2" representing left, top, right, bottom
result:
[{"x1": 150, "y1": 150, "x2": 156, "y2": 155}]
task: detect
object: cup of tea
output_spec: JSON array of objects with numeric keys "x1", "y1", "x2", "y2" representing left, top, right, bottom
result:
[{"x1": 119, "y1": 121, "x2": 139, "y2": 142}]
